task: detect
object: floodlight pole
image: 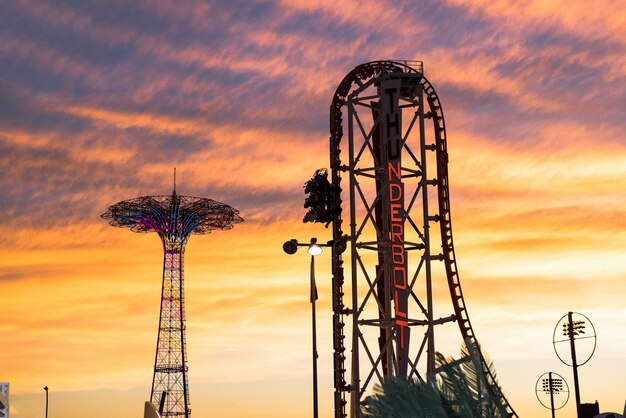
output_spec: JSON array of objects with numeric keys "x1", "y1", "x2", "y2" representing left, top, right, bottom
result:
[
  {"x1": 548, "y1": 372, "x2": 556, "y2": 418},
  {"x1": 44, "y1": 386, "x2": 49, "y2": 418},
  {"x1": 567, "y1": 312, "x2": 582, "y2": 418}
]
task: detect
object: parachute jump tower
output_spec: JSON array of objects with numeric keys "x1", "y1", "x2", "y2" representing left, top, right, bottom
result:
[
  {"x1": 318, "y1": 60, "x2": 518, "y2": 417},
  {"x1": 102, "y1": 180, "x2": 243, "y2": 418}
]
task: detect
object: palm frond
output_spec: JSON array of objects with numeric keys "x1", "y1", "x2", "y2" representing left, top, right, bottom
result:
[
  {"x1": 362, "y1": 377, "x2": 453, "y2": 418},
  {"x1": 436, "y1": 341, "x2": 510, "y2": 418},
  {"x1": 360, "y1": 342, "x2": 512, "y2": 418},
  {"x1": 436, "y1": 352, "x2": 480, "y2": 418}
]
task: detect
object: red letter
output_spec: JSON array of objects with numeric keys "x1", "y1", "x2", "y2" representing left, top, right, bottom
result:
[
  {"x1": 394, "y1": 291, "x2": 408, "y2": 317},
  {"x1": 392, "y1": 244, "x2": 404, "y2": 264},
  {"x1": 390, "y1": 203, "x2": 402, "y2": 222},
  {"x1": 395, "y1": 320, "x2": 409, "y2": 349},
  {"x1": 393, "y1": 266, "x2": 407, "y2": 290},
  {"x1": 391, "y1": 223, "x2": 404, "y2": 244},
  {"x1": 388, "y1": 161, "x2": 401, "y2": 181},
  {"x1": 389, "y1": 183, "x2": 403, "y2": 202}
]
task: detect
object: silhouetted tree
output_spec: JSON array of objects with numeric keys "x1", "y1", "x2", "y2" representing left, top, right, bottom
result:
[{"x1": 362, "y1": 342, "x2": 510, "y2": 418}]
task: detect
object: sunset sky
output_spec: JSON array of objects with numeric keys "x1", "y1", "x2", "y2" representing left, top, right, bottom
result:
[{"x1": 1, "y1": 1, "x2": 625, "y2": 417}]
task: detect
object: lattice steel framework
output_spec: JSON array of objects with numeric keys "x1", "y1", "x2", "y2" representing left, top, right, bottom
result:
[
  {"x1": 327, "y1": 61, "x2": 518, "y2": 418},
  {"x1": 103, "y1": 187, "x2": 243, "y2": 418}
]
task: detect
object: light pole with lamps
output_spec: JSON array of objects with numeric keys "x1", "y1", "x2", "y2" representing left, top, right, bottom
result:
[
  {"x1": 283, "y1": 237, "x2": 346, "y2": 418},
  {"x1": 553, "y1": 312, "x2": 596, "y2": 418},
  {"x1": 44, "y1": 386, "x2": 49, "y2": 418},
  {"x1": 535, "y1": 371, "x2": 569, "y2": 418}
]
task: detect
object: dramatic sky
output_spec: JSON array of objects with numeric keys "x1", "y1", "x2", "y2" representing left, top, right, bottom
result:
[{"x1": 1, "y1": 1, "x2": 625, "y2": 417}]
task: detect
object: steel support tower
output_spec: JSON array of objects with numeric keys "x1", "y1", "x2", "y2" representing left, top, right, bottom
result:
[
  {"x1": 326, "y1": 61, "x2": 518, "y2": 418},
  {"x1": 103, "y1": 184, "x2": 242, "y2": 418}
]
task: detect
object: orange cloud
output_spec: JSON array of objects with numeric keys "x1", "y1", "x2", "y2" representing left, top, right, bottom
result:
[{"x1": 447, "y1": 0, "x2": 626, "y2": 42}]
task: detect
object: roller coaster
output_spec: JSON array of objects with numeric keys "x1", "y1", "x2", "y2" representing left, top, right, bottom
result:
[{"x1": 321, "y1": 60, "x2": 518, "y2": 418}]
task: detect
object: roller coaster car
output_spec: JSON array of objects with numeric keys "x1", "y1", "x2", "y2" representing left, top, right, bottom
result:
[
  {"x1": 399, "y1": 76, "x2": 422, "y2": 100},
  {"x1": 144, "y1": 401, "x2": 162, "y2": 418}
]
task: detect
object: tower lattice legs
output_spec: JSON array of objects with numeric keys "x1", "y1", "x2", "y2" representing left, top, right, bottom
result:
[{"x1": 151, "y1": 244, "x2": 191, "y2": 418}]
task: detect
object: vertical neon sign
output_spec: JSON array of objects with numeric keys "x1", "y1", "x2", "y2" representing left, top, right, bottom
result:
[{"x1": 379, "y1": 78, "x2": 410, "y2": 376}]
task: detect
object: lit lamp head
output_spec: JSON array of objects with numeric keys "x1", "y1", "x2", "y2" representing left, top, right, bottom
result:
[{"x1": 308, "y1": 238, "x2": 323, "y2": 256}]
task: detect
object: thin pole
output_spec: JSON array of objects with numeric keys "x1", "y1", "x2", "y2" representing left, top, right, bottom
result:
[
  {"x1": 311, "y1": 255, "x2": 319, "y2": 418},
  {"x1": 548, "y1": 372, "x2": 555, "y2": 418},
  {"x1": 347, "y1": 97, "x2": 360, "y2": 418},
  {"x1": 159, "y1": 391, "x2": 167, "y2": 414},
  {"x1": 44, "y1": 386, "x2": 49, "y2": 418},
  {"x1": 568, "y1": 312, "x2": 582, "y2": 418},
  {"x1": 417, "y1": 78, "x2": 435, "y2": 385}
]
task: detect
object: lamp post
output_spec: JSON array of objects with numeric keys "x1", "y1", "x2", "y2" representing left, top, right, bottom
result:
[
  {"x1": 553, "y1": 312, "x2": 596, "y2": 418},
  {"x1": 535, "y1": 372, "x2": 569, "y2": 418},
  {"x1": 44, "y1": 386, "x2": 48, "y2": 418},
  {"x1": 547, "y1": 372, "x2": 557, "y2": 418},
  {"x1": 567, "y1": 313, "x2": 583, "y2": 418},
  {"x1": 283, "y1": 237, "x2": 346, "y2": 418}
]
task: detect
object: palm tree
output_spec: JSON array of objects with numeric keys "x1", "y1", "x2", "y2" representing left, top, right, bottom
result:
[
  {"x1": 362, "y1": 378, "x2": 458, "y2": 418},
  {"x1": 362, "y1": 342, "x2": 510, "y2": 418}
]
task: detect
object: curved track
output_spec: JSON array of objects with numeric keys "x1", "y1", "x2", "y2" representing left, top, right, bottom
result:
[{"x1": 329, "y1": 60, "x2": 518, "y2": 418}]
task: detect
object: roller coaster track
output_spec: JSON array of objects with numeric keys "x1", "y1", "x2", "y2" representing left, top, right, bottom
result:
[{"x1": 329, "y1": 61, "x2": 518, "y2": 418}]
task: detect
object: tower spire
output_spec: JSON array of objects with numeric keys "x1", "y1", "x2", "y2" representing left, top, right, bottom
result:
[{"x1": 173, "y1": 167, "x2": 177, "y2": 195}]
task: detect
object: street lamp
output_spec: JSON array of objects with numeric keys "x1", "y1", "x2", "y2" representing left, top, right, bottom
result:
[
  {"x1": 553, "y1": 312, "x2": 596, "y2": 418},
  {"x1": 308, "y1": 238, "x2": 323, "y2": 256},
  {"x1": 44, "y1": 386, "x2": 49, "y2": 418},
  {"x1": 283, "y1": 237, "x2": 346, "y2": 418},
  {"x1": 535, "y1": 372, "x2": 569, "y2": 418}
]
